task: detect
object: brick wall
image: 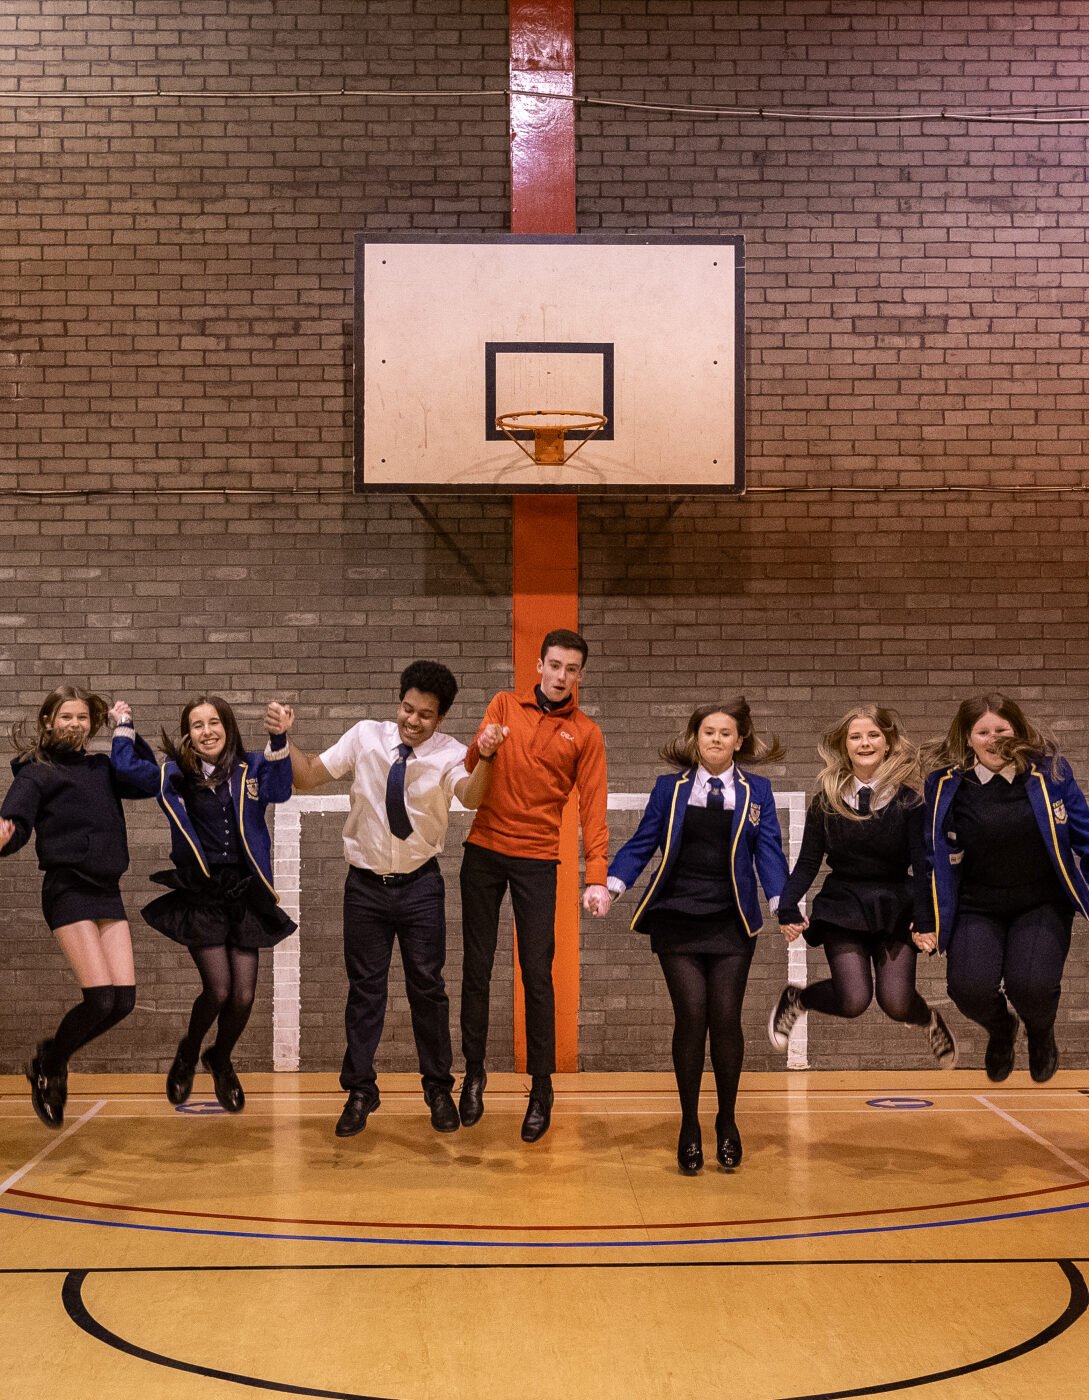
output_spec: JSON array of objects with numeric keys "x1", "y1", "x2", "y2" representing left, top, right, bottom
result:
[{"x1": 3, "y1": 1, "x2": 1088, "y2": 1077}]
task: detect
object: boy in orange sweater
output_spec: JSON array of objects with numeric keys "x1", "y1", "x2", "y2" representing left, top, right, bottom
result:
[{"x1": 458, "y1": 629, "x2": 609, "y2": 1142}]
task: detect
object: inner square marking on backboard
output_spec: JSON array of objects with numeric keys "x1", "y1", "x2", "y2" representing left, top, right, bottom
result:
[{"x1": 485, "y1": 342, "x2": 615, "y2": 441}]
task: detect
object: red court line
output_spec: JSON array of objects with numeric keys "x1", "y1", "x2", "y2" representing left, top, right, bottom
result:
[{"x1": 8, "y1": 1177, "x2": 1089, "y2": 1234}]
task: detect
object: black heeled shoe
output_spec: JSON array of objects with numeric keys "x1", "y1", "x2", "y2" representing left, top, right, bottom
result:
[
  {"x1": 677, "y1": 1130, "x2": 703, "y2": 1175},
  {"x1": 201, "y1": 1048, "x2": 245, "y2": 1113},
  {"x1": 716, "y1": 1116, "x2": 743, "y2": 1170}
]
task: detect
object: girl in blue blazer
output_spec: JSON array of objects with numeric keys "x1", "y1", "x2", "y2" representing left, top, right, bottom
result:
[
  {"x1": 111, "y1": 696, "x2": 296, "y2": 1111},
  {"x1": 606, "y1": 698, "x2": 789, "y2": 1175},
  {"x1": 917, "y1": 694, "x2": 1089, "y2": 1084}
]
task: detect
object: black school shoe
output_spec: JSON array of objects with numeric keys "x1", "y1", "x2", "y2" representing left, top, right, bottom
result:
[
  {"x1": 166, "y1": 1044, "x2": 197, "y2": 1105},
  {"x1": 1028, "y1": 1026, "x2": 1059, "y2": 1084},
  {"x1": 984, "y1": 1012, "x2": 1019, "y2": 1083},
  {"x1": 201, "y1": 1048, "x2": 245, "y2": 1113},
  {"x1": 26, "y1": 1043, "x2": 64, "y2": 1129}
]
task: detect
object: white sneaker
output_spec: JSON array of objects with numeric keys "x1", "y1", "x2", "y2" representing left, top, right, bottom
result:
[
  {"x1": 768, "y1": 985, "x2": 804, "y2": 1051},
  {"x1": 925, "y1": 1009, "x2": 958, "y2": 1069}
]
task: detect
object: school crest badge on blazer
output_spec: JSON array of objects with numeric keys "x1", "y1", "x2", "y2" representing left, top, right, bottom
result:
[
  {"x1": 246, "y1": 778, "x2": 259, "y2": 800},
  {"x1": 1053, "y1": 800, "x2": 1068, "y2": 824},
  {"x1": 749, "y1": 803, "x2": 761, "y2": 826}
]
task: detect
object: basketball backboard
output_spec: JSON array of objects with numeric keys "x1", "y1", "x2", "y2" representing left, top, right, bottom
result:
[{"x1": 354, "y1": 234, "x2": 744, "y2": 494}]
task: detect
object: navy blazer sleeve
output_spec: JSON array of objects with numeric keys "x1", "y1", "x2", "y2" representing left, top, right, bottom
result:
[
  {"x1": 109, "y1": 729, "x2": 162, "y2": 800},
  {"x1": 906, "y1": 800, "x2": 933, "y2": 931},
  {"x1": 254, "y1": 733, "x2": 293, "y2": 804},
  {"x1": 753, "y1": 782, "x2": 789, "y2": 903},
  {"x1": 608, "y1": 777, "x2": 672, "y2": 890},
  {"x1": 1054, "y1": 760, "x2": 1089, "y2": 879}
]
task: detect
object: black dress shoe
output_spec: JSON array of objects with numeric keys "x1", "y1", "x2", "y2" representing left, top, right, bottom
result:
[
  {"x1": 984, "y1": 1012, "x2": 1019, "y2": 1083},
  {"x1": 1028, "y1": 1025, "x2": 1059, "y2": 1084},
  {"x1": 335, "y1": 1090, "x2": 379, "y2": 1138},
  {"x1": 521, "y1": 1085, "x2": 554, "y2": 1143},
  {"x1": 458, "y1": 1066, "x2": 486, "y2": 1127},
  {"x1": 166, "y1": 1045, "x2": 196, "y2": 1105},
  {"x1": 25, "y1": 1044, "x2": 64, "y2": 1130},
  {"x1": 425, "y1": 1087, "x2": 460, "y2": 1133},
  {"x1": 715, "y1": 1116, "x2": 743, "y2": 1170},
  {"x1": 678, "y1": 1132, "x2": 703, "y2": 1175},
  {"x1": 201, "y1": 1048, "x2": 245, "y2": 1113}
]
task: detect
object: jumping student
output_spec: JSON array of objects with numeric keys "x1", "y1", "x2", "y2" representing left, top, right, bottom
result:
[
  {"x1": 605, "y1": 699, "x2": 789, "y2": 1176},
  {"x1": 458, "y1": 629, "x2": 610, "y2": 1144},
  {"x1": 110, "y1": 695, "x2": 295, "y2": 1112},
  {"x1": 0, "y1": 686, "x2": 155, "y2": 1128},
  {"x1": 287, "y1": 661, "x2": 505, "y2": 1139},
  {"x1": 768, "y1": 704, "x2": 957, "y2": 1068},
  {"x1": 917, "y1": 694, "x2": 1089, "y2": 1084}
]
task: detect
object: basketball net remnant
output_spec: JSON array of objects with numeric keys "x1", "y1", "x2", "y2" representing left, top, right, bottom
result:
[{"x1": 496, "y1": 410, "x2": 607, "y2": 467}]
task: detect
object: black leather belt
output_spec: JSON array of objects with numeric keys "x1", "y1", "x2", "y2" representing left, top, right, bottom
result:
[{"x1": 354, "y1": 857, "x2": 439, "y2": 887}]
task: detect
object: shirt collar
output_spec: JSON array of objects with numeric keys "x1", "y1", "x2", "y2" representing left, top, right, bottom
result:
[
  {"x1": 975, "y1": 761, "x2": 1017, "y2": 785},
  {"x1": 696, "y1": 764, "x2": 735, "y2": 790}
]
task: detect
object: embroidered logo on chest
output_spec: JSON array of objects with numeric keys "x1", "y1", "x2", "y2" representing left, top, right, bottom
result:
[
  {"x1": 1053, "y1": 800, "x2": 1067, "y2": 825},
  {"x1": 245, "y1": 778, "x2": 259, "y2": 800},
  {"x1": 748, "y1": 802, "x2": 760, "y2": 825}
]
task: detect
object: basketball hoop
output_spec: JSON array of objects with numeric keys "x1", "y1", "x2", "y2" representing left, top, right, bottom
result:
[{"x1": 496, "y1": 410, "x2": 608, "y2": 467}]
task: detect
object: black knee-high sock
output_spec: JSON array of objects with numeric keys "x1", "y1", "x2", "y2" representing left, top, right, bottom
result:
[
  {"x1": 44, "y1": 985, "x2": 117, "y2": 1071},
  {"x1": 658, "y1": 952, "x2": 710, "y2": 1135}
]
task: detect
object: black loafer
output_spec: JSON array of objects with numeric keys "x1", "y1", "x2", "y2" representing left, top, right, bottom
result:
[
  {"x1": 335, "y1": 1090, "x2": 379, "y2": 1138},
  {"x1": 984, "y1": 1012, "x2": 1018, "y2": 1083},
  {"x1": 1028, "y1": 1026, "x2": 1059, "y2": 1084},
  {"x1": 425, "y1": 1087, "x2": 460, "y2": 1133},
  {"x1": 25, "y1": 1044, "x2": 64, "y2": 1130},
  {"x1": 458, "y1": 1066, "x2": 487, "y2": 1127},
  {"x1": 166, "y1": 1046, "x2": 196, "y2": 1105},
  {"x1": 520, "y1": 1086, "x2": 554, "y2": 1143},
  {"x1": 201, "y1": 1048, "x2": 245, "y2": 1113},
  {"x1": 716, "y1": 1117, "x2": 743, "y2": 1171},
  {"x1": 678, "y1": 1134, "x2": 703, "y2": 1175}
]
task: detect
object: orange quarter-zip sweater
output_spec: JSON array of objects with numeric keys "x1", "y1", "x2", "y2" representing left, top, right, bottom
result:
[{"x1": 464, "y1": 687, "x2": 609, "y2": 884}]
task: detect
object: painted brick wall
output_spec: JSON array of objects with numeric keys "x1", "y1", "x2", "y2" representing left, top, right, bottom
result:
[{"x1": 2, "y1": 2, "x2": 1088, "y2": 1079}]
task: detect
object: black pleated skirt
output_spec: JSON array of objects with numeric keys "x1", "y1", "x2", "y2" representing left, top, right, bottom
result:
[{"x1": 142, "y1": 865, "x2": 297, "y2": 950}]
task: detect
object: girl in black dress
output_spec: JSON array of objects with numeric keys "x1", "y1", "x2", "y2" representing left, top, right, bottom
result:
[
  {"x1": 0, "y1": 686, "x2": 153, "y2": 1127},
  {"x1": 768, "y1": 704, "x2": 957, "y2": 1068},
  {"x1": 111, "y1": 696, "x2": 296, "y2": 1112}
]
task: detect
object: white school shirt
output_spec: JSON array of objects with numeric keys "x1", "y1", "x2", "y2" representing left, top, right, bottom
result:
[
  {"x1": 974, "y1": 762, "x2": 1017, "y2": 785},
  {"x1": 320, "y1": 720, "x2": 470, "y2": 875}
]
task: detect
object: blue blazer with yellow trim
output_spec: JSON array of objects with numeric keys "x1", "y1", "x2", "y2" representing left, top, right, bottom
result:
[
  {"x1": 609, "y1": 767, "x2": 789, "y2": 937},
  {"x1": 923, "y1": 759, "x2": 1089, "y2": 951},
  {"x1": 110, "y1": 726, "x2": 293, "y2": 904}
]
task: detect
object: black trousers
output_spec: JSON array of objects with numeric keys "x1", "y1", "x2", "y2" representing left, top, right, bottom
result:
[
  {"x1": 945, "y1": 901, "x2": 1072, "y2": 1039},
  {"x1": 459, "y1": 841, "x2": 559, "y2": 1076},
  {"x1": 341, "y1": 863, "x2": 454, "y2": 1097}
]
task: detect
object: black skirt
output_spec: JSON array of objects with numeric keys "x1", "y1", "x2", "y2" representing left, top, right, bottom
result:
[
  {"x1": 645, "y1": 908, "x2": 752, "y2": 958},
  {"x1": 41, "y1": 868, "x2": 126, "y2": 930},
  {"x1": 142, "y1": 865, "x2": 297, "y2": 950},
  {"x1": 805, "y1": 877, "x2": 913, "y2": 949}
]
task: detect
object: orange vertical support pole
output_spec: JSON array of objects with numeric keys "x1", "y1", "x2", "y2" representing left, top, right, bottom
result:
[{"x1": 509, "y1": 0, "x2": 580, "y2": 1073}]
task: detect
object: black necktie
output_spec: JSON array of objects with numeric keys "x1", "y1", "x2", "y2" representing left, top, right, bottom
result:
[
  {"x1": 707, "y1": 777, "x2": 725, "y2": 810},
  {"x1": 385, "y1": 742, "x2": 413, "y2": 840},
  {"x1": 857, "y1": 785, "x2": 872, "y2": 816}
]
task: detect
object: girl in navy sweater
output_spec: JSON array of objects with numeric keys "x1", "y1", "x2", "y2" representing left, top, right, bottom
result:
[
  {"x1": 768, "y1": 704, "x2": 956, "y2": 1068},
  {"x1": 111, "y1": 696, "x2": 296, "y2": 1111},
  {"x1": 0, "y1": 686, "x2": 154, "y2": 1127}
]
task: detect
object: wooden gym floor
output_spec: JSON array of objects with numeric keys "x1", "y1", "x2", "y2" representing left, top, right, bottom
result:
[{"x1": 2, "y1": 1069, "x2": 1089, "y2": 1399}]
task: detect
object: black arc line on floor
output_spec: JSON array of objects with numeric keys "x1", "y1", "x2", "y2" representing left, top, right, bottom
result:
[{"x1": 59, "y1": 1260, "x2": 1087, "y2": 1400}]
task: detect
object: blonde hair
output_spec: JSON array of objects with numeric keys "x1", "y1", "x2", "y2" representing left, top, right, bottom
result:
[
  {"x1": 659, "y1": 698, "x2": 784, "y2": 769},
  {"x1": 816, "y1": 703, "x2": 921, "y2": 821},
  {"x1": 10, "y1": 685, "x2": 108, "y2": 762},
  {"x1": 922, "y1": 693, "x2": 1062, "y2": 781}
]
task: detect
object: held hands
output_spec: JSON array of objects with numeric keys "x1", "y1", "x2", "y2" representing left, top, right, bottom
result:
[
  {"x1": 0, "y1": 818, "x2": 14, "y2": 851},
  {"x1": 912, "y1": 930, "x2": 937, "y2": 954},
  {"x1": 582, "y1": 885, "x2": 612, "y2": 918},
  {"x1": 477, "y1": 723, "x2": 508, "y2": 758},
  {"x1": 780, "y1": 922, "x2": 806, "y2": 944},
  {"x1": 108, "y1": 701, "x2": 132, "y2": 728},
  {"x1": 265, "y1": 701, "x2": 295, "y2": 736}
]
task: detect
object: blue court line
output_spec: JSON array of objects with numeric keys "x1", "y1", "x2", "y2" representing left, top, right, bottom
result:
[{"x1": 4, "y1": 1195, "x2": 1089, "y2": 1250}]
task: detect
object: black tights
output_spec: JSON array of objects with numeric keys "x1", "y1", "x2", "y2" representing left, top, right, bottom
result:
[
  {"x1": 800, "y1": 931, "x2": 930, "y2": 1026},
  {"x1": 178, "y1": 945, "x2": 260, "y2": 1066},
  {"x1": 44, "y1": 984, "x2": 137, "y2": 1072},
  {"x1": 658, "y1": 947, "x2": 754, "y2": 1137}
]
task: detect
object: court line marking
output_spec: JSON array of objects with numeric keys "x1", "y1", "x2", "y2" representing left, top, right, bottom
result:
[
  {"x1": 0, "y1": 1100, "x2": 105, "y2": 1198},
  {"x1": 975, "y1": 1094, "x2": 1089, "y2": 1179},
  {"x1": 8, "y1": 1193, "x2": 1089, "y2": 1249},
  {"x1": 56, "y1": 1260, "x2": 1089, "y2": 1400}
]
